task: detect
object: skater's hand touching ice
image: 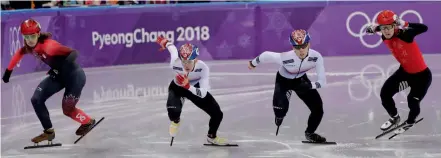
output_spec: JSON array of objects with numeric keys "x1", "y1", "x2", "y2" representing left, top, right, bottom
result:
[
  {"x1": 156, "y1": 36, "x2": 169, "y2": 51},
  {"x1": 176, "y1": 74, "x2": 190, "y2": 89}
]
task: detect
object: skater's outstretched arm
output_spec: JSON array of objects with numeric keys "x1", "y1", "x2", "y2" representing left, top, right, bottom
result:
[
  {"x1": 165, "y1": 43, "x2": 180, "y2": 67},
  {"x1": 156, "y1": 36, "x2": 179, "y2": 67},
  {"x1": 250, "y1": 51, "x2": 282, "y2": 67},
  {"x1": 188, "y1": 64, "x2": 210, "y2": 98},
  {"x1": 7, "y1": 47, "x2": 26, "y2": 71},
  {"x1": 2, "y1": 47, "x2": 26, "y2": 83}
]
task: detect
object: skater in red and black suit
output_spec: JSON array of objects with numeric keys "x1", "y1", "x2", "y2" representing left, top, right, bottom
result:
[
  {"x1": 2, "y1": 19, "x2": 97, "y2": 144},
  {"x1": 366, "y1": 10, "x2": 431, "y2": 134}
]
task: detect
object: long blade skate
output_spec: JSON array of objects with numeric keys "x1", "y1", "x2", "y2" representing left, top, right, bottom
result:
[
  {"x1": 170, "y1": 137, "x2": 174, "y2": 146},
  {"x1": 203, "y1": 143, "x2": 238, "y2": 147},
  {"x1": 388, "y1": 118, "x2": 424, "y2": 140},
  {"x1": 301, "y1": 141, "x2": 336, "y2": 145},
  {"x1": 375, "y1": 117, "x2": 423, "y2": 139},
  {"x1": 276, "y1": 125, "x2": 280, "y2": 136},
  {"x1": 24, "y1": 141, "x2": 62, "y2": 149},
  {"x1": 74, "y1": 117, "x2": 105, "y2": 144}
]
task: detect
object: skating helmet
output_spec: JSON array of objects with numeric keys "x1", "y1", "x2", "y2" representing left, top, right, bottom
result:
[
  {"x1": 377, "y1": 10, "x2": 397, "y2": 25},
  {"x1": 20, "y1": 19, "x2": 41, "y2": 35},
  {"x1": 179, "y1": 43, "x2": 199, "y2": 61},
  {"x1": 289, "y1": 29, "x2": 310, "y2": 46}
]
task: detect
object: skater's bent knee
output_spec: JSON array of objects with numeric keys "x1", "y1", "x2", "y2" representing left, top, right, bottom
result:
[
  {"x1": 31, "y1": 96, "x2": 44, "y2": 106},
  {"x1": 380, "y1": 90, "x2": 394, "y2": 99},
  {"x1": 316, "y1": 108, "x2": 324, "y2": 115},
  {"x1": 210, "y1": 110, "x2": 223, "y2": 120},
  {"x1": 217, "y1": 111, "x2": 223, "y2": 119},
  {"x1": 311, "y1": 106, "x2": 324, "y2": 116}
]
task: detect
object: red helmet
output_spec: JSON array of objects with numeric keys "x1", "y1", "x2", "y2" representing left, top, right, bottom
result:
[
  {"x1": 376, "y1": 10, "x2": 397, "y2": 25},
  {"x1": 20, "y1": 19, "x2": 41, "y2": 35}
]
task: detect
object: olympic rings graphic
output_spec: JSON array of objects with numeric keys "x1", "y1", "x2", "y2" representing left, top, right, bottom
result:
[
  {"x1": 346, "y1": 10, "x2": 423, "y2": 48},
  {"x1": 347, "y1": 63, "x2": 410, "y2": 102},
  {"x1": 9, "y1": 26, "x2": 23, "y2": 67},
  {"x1": 12, "y1": 84, "x2": 27, "y2": 125}
]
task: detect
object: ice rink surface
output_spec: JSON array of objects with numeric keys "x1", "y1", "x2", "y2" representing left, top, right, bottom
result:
[{"x1": 2, "y1": 55, "x2": 441, "y2": 158}]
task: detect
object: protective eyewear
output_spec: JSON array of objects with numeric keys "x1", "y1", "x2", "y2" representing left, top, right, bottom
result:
[
  {"x1": 23, "y1": 34, "x2": 39, "y2": 40},
  {"x1": 379, "y1": 25, "x2": 394, "y2": 30},
  {"x1": 293, "y1": 44, "x2": 308, "y2": 50}
]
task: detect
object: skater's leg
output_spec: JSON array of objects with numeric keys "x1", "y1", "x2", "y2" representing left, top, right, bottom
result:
[
  {"x1": 380, "y1": 67, "x2": 407, "y2": 117},
  {"x1": 273, "y1": 73, "x2": 292, "y2": 126},
  {"x1": 61, "y1": 68, "x2": 96, "y2": 136},
  {"x1": 186, "y1": 91, "x2": 223, "y2": 138},
  {"x1": 31, "y1": 76, "x2": 64, "y2": 130},
  {"x1": 167, "y1": 81, "x2": 185, "y2": 123},
  {"x1": 293, "y1": 75, "x2": 326, "y2": 143},
  {"x1": 184, "y1": 83, "x2": 226, "y2": 145},
  {"x1": 294, "y1": 88, "x2": 323, "y2": 134},
  {"x1": 406, "y1": 68, "x2": 432, "y2": 124},
  {"x1": 167, "y1": 81, "x2": 185, "y2": 137},
  {"x1": 379, "y1": 67, "x2": 409, "y2": 130},
  {"x1": 62, "y1": 68, "x2": 91, "y2": 125}
]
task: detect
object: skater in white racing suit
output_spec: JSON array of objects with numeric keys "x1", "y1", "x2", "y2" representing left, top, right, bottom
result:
[
  {"x1": 156, "y1": 36, "x2": 229, "y2": 145},
  {"x1": 248, "y1": 29, "x2": 328, "y2": 143}
]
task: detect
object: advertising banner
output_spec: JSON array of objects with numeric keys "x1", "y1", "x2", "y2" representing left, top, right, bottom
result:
[{"x1": 1, "y1": 1, "x2": 440, "y2": 76}]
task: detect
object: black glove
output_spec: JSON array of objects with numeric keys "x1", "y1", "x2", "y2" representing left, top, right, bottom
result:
[
  {"x1": 365, "y1": 25, "x2": 380, "y2": 34},
  {"x1": 2, "y1": 69, "x2": 12, "y2": 83}
]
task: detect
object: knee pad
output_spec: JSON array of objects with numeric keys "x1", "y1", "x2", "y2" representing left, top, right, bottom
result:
[{"x1": 62, "y1": 95, "x2": 79, "y2": 116}]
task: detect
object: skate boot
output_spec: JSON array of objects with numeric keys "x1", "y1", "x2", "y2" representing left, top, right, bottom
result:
[
  {"x1": 32, "y1": 128, "x2": 55, "y2": 144},
  {"x1": 394, "y1": 121, "x2": 414, "y2": 134},
  {"x1": 305, "y1": 132, "x2": 326, "y2": 143},
  {"x1": 75, "y1": 118, "x2": 96, "y2": 136},
  {"x1": 207, "y1": 134, "x2": 228, "y2": 145},
  {"x1": 169, "y1": 120, "x2": 180, "y2": 137},
  {"x1": 380, "y1": 114, "x2": 400, "y2": 131},
  {"x1": 275, "y1": 117, "x2": 284, "y2": 126}
]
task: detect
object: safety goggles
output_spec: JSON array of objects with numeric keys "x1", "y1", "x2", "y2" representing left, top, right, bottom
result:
[
  {"x1": 379, "y1": 25, "x2": 394, "y2": 30},
  {"x1": 293, "y1": 43, "x2": 308, "y2": 50},
  {"x1": 22, "y1": 34, "x2": 39, "y2": 40}
]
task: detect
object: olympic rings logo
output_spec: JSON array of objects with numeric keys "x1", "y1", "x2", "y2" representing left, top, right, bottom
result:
[
  {"x1": 9, "y1": 26, "x2": 23, "y2": 67},
  {"x1": 346, "y1": 10, "x2": 423, "y2": 48},
  {"x1": 12, "y1": 84, "x2": 27, "y2": 125},
  {"x1": 347, "y1": 63, "x2": 409, "y2": 101}
]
